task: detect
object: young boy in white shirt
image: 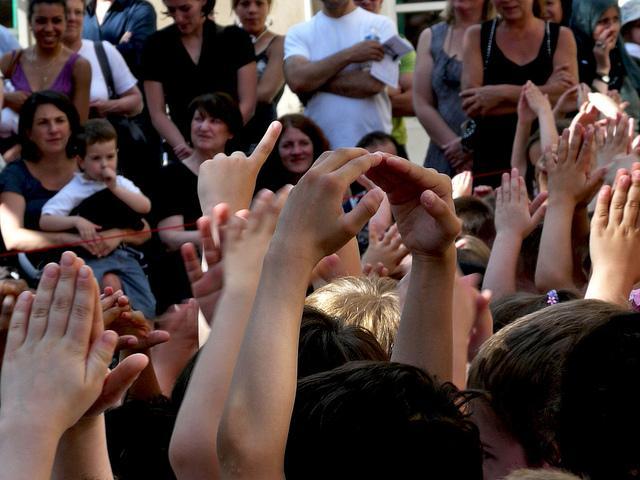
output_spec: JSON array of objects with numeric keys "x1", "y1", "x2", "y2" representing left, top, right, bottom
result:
[{"x1": 40, "y1": 118, "x2": 156, "y2": 317}]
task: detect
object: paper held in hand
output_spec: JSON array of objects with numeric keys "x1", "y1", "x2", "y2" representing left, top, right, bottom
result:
[{"x1": 369, "y1": 35, "x2": 414, "y2": 89}]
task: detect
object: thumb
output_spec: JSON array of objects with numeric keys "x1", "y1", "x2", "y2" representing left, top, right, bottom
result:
[
  {"x1": 420, "y1": 190, "x2": 461, "y2": 239},
  {"x1": 343, "y1": 187, "x2": 384, "y2": 236},
  {"x1": 86, "y1": 330, "x2": 118, "y2": 385}
]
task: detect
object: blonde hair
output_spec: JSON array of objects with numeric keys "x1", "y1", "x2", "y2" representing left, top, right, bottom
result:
[
  {"x1": 442, "y1": 0, "x2": 495, "y2": 24},
  {"x1": 306, "y1": 276, "x2": 400, "y2": 354},
  {"x1": 504, "y1": 470, "x2": 581, "y2": 480}
]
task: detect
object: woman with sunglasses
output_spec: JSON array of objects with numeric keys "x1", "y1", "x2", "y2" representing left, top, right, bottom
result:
[{"x1": 414, "y1": 0, "x2": 494, "y2": 176}]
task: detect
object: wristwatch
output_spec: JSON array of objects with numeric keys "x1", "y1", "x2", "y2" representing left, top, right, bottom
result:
[{"x1": 595, "y1": 71, "x2": 611, "y2": 84}]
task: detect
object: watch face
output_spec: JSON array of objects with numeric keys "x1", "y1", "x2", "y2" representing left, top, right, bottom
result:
[{"x1": 603, "y1": 75, "x2": 611, "y2": 83}]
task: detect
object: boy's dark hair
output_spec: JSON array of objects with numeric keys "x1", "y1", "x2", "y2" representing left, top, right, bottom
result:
[
  {"x1": 286, "y1": 361, "x2": 483, "y2": 479},
  {"x1": 468, "y1": 300, "x2": 628, "y2": 467},
  {"x1": 19, "y1": 91, "x2": 83, "y2": 162},
  {"x1": 454, "y1": 196, "x2": 496, "y2": 246},
  {"x1": 491, "y1": 289, "x2": 581, "y2": 332},
  {"x1": 28, "y1": 0, "x2": 66, "y2": 20},
  {"x1": 356, "y1": 130, "x2": 408, "y2": 159},
  {"x1": 297, "y1": 306, "x2": 388, "y2": 378},
  {"x1": 83, "y1": 118, "x2": 118, "y2": 147},
  {"x1": 558, "y1": 313, "x2": 640, "y2": 479},
  {"x1": 187, "y1": 92, "x2": 243, "y2": 139}
]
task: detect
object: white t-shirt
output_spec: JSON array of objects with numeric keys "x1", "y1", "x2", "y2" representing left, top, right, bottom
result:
[
  {"x1": 78, "y1": 39, "x2": 138, "y2": 103},
  {"x1": 42, "y1": 172, "x2": 142, "y2": 217},
  {"x1": 284, "y1": 7, "x2": 396, "y2": 149}
]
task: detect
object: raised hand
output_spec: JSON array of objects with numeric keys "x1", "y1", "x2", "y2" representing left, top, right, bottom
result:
[
  {"x1": 494, "y1": 168, "x2": 546, "y2": 240},
  {"x1": 596, "y1": 113, "x2": 634, "y2": 169},
  {"x1": 198, "y1": 121, "x2": 282, "y2": 216},
  {"x1": 586, "y1": 171, "x2": 640, "y2": 306},
  {"x1": 451, "y1": 170, "x2": 473, "y2": 199},
  {"x1": 366, "y1": 156, "x2": 461, "y2": 258},
  {"x1": 361, "y1": 223, "x2": 410, "y2": 278},
  {"x1": 274, "y1": 148, "x2": 385, "y2": 265}
]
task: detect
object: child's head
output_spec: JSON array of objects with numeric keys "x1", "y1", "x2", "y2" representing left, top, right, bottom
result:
[
  {"x1": 305, "y1": 276, "x2": 400, "y2": 355},
  {"x1": 297, "y1": 306, "x2": 388, "y2": 378},
  {"x1": 286, "y1": 361, "x2": 483, "y2": 479},
  {"x1": 454, "y1": 196, "x2": 496, "y2": 247},
  {"x1": 468, "y1": 300, "x2": 627, "y2": 478},
  {"x1": 558, "y1": 313, "x2": 640, "y2": 479},
  {"x1": 78, "y1": 119, "x2": 118, "y2": 181},
  {"x1": 456, "y1": 234, "x2": 491, "y2": 277}
]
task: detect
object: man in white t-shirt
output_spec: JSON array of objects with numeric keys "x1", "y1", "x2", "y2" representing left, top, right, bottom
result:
[{"x1": 284, "y1": 0, "x2": 397, "y2": 149}]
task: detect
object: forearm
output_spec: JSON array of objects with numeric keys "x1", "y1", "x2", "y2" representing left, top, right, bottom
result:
[
  {"x1": 218, "y1": 249, "x2": 312, "y2": 476},
  {"x1": 286, "y1": 50, "x2": 354, "y2": 94},
  {"x1": 535, "y1": 199, "x2": 576, "y2": 291},
  {"x1": 390, "y1": 248, "x2": 456, "y2": 382},
  {"x1": 39, "y1": 215, "x2": 78, "y2": 233},
  {"x1": 335, "y1": 237, "x2": 362, "y2": 277},
  {"x1": 322, "y1": 70, "x2": 384, "y2": 98},
  {"x1": 52, "y1": 416, "x2": 113, "y2": 480},
  {"x1": 0, "y1": 418, "x2": 61, "y2": 480},
  {"x1": 4, "y1": 92, "x2": 24, "y2": 112},
  {"x1": 483, "y1": 232, "x2": 523, "y2": 301},
  {"x1": 171, "y1": 282, "x2": 260, "y2": 479},
  {"x1": 414, "y1": 102, "x2": 459, "y2": 148},
  {"x1": 110, "y1": 187, "x2": 151, "y2": 214},
  {"x1": 390, "y1": 89, "x2": 414, "y2": 117},
  {"x1": 585, "y1": 266, "x2": 634, "y2": 307},
  {"x1": 158, "y1": 229, "x2": 200, "y2": 252},
  {"x1": 1, "y1": 227, "x2": 78, "y2": 252},
  {"x1": 511, "y1": 120, "x2": 532, "y2": 174},
  {"x1": 149, "y1": 109, "x2": 187, "y2": 149},
  {"x1": 537, "y1": 105, "x2": 559, "y2": 153},
  {"x1": 99, "y1": 94, "x2": 143, "y2": 117}
]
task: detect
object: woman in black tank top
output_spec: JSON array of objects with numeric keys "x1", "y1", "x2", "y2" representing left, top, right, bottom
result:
[{"x1": 460, "y1": 0, "x2": 578, "y2": 187}]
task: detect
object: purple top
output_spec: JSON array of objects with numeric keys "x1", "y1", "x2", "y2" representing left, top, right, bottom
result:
[{"x1": 11, "y1": 52, "x2": 79, "y2": 97}]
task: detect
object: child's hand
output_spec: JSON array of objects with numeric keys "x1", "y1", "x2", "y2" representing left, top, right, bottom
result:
[
  {"x1": 494, "y1": 168, "x2": 546, "y2": 240},
  {"x1": 361, "y1": 223, "x2": 409, "y2": 278},
  {"x1": 546, "y1": 126, "x2": 605, "y2": 206},
  {"x1": 517, "y1": 83, "x2": 537, "y2": 124},
  {"x1": 101, "y1": 167, "x2": 117, "y2": 189},
  {"x1": 273, "y1": 148, "x2": 384, "y2": 265},
  {"x1": 586, "y1": 171, "x2": 640, "y2": 305},
  {"x1": 101, "y1": 289, "x2": 132, "y2": 329},
  {"x1": 0, "y1": 253, "x2": 118, "y2": 436},
  {"x1": 522, "y1": 81, "x2": 551, "y2": 117},
  {"x1": 367, "y1": 156, "x2": 461, "y2": 259},
  {"x1": 223, "y1": 188, "x2": 290, "y2": 289},
  {"x1": 74, "y1": 216, "x2": 102, "y2": 242},
  {"x1": 596, "y1": 113, "x2": 634, "y2": 169},
  {"x1": 451, "y1": 170, "x2": 473, "y2": 199}
]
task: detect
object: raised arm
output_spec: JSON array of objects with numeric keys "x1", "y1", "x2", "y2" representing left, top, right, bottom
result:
[
  {"x1": 217, "y1": 148, "x2": 385, "y2": 478},
  {"x1": 367, "y1": 157, "x2": 461, "y2": 381},
  {"x1": 483, "y1": 168, "x2": 546, "y2": 301}
]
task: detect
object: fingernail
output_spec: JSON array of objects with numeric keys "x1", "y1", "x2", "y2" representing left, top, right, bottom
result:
[
  {"x1": 61, "y1": 251, "x2": 75, "y2": 266},
  {"x1": 79, "y1": 265, "x2": 91, "y2": 279},
  {"x1": 43, "y1": 263, "x2": 58, "y2": 278}
]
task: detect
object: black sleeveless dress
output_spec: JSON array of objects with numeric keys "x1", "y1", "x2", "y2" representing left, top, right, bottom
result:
[{"x1": 473, "y1": 19, "x2": 559, "y2": 187}]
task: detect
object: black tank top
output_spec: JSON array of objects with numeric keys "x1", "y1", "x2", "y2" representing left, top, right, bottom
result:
[{"x1": 473, "y1": 20, "x2": 560, "y2": 187}]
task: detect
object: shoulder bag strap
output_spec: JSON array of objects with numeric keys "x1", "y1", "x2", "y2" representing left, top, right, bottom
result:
[{"x1": 93, "y1": 41, "x2": 117, "y2": 99}]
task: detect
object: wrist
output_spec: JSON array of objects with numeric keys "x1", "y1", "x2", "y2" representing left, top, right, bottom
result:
[
  {"x1": 411, "y1": 245, "x2": 457, "y2": 269},
  {"x1": 586, "y1": 268, "x2": 633, "y2": 307},
  {"x1": 494, "y1": 229, "x2": 525, "y2": 244}
]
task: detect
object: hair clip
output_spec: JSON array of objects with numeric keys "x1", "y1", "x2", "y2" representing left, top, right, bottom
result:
[
  {"x1": 546, "y1": 289, "x2": 559, "y2": 306},
  {"x1": 629, "y1": 289, "x2": 640, "y2": 312}
]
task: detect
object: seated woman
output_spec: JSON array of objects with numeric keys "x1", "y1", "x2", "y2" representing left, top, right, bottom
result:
[
  {"x1": 571, "y1": 0, "x2": 640, "y2": 120},
  {"x1": 234, "y1": 0, "x2": 285, "y2": 152},
  {"x1": 141, "y1": 0, "x2": 256, "y2": 161},
  {"x1": 0, "y1": 91, "x2": 147, "y2": 284},
  {"x1": 255, "y1": 113, "x2": 329, "y2": 193},
  {"x1": 0, "y1": 0, "x2": 91, "y2": 121},
  {"x1": 461, "y1": 0, "x2": 577, "y2": 187},
  {"x1": 149, "y1": 92, "x2": 243, "y2": 313}
]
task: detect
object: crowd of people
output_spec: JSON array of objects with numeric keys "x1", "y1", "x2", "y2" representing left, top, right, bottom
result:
[{"x1": 0, "y1": 0, "x2": 640, "y2": 478}]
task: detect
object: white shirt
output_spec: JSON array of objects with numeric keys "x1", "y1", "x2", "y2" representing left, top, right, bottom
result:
[
  {"x1": 78, "y1": 39, "x2": 138, "y2": 103},
  {"x1": 284, "y1": 7, "x2": 396, "y2": 149},
  {"x1": 42, "y1": 172, "x2": 142, "y2": 217}
]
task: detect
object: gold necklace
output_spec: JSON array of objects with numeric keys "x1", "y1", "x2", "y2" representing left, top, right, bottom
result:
[{"x1": 28, "y1": 49, "x2": 62, "y2": 85}]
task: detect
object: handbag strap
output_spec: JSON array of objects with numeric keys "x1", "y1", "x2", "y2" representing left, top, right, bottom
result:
[{"x1": 93, "y1": 41, "x2": 118, "y2": 100}]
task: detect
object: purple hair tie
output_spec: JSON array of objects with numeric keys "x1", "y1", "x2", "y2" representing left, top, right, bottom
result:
[
  {"x1": 546, "y1": 290, "x2": 559, "y2": 305},
  {"x1": 629, "y1": 289, "x2": 640, "y2": 312}
]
